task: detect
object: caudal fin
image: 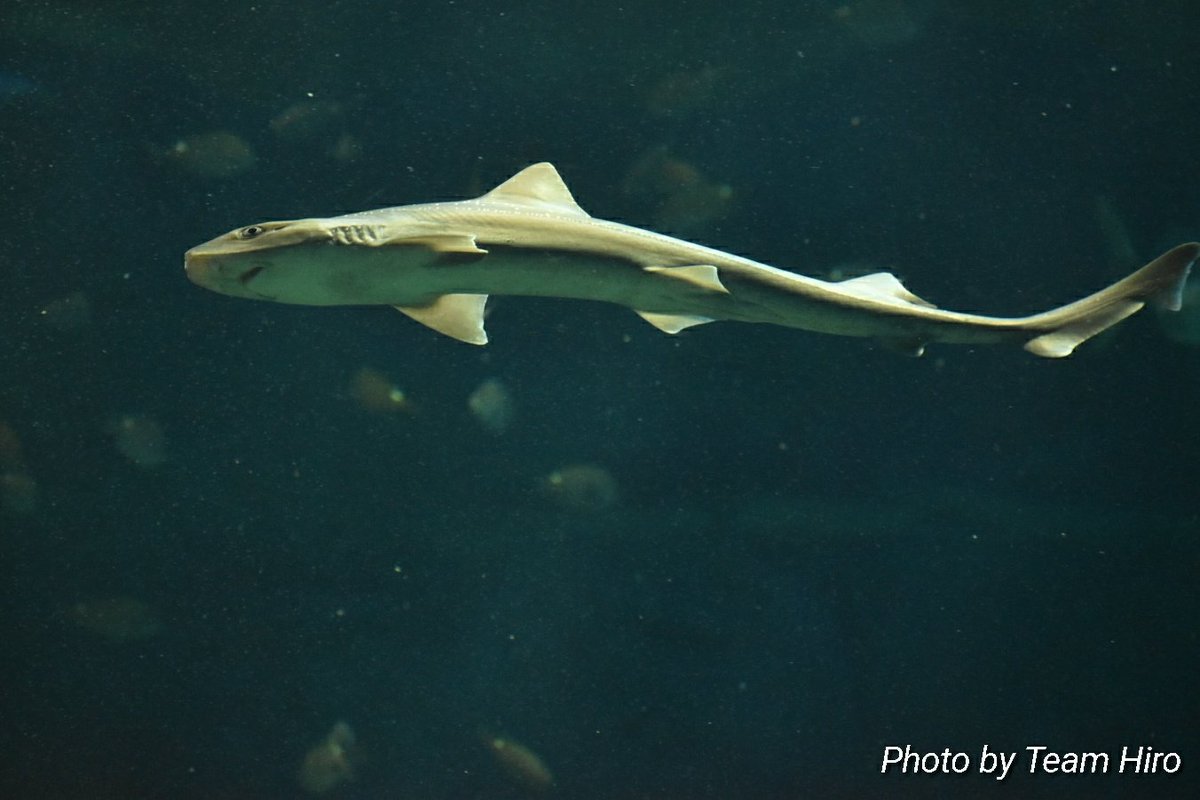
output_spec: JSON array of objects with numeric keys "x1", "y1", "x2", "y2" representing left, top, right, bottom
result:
[{"x1": 1022, "y1": 242, "x2": 1198, "y2": 358}]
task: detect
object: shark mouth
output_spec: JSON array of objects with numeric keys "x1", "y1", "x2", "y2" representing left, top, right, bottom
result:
[{"x1": 238, "y1": 265, "x2": 265, "y2": 287}]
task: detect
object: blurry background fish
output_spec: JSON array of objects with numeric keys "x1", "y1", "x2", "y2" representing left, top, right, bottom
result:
[
  {"x1": 297, "y1": 721, "x2": 359, "y2": 794},
  {"x1": 0, "y1": 70, "x2": 39, "y2": 103},
  {"x1": 0, "y1": 419, "x2": 37, "y2": 515},
  {"x1": 270, "y1": 97, "x2": 363, "y2": 163},
  {"x1": 481, "y1": 731, "x2": 554, "y2": 794},
  {"x1": 69, "y1": 596, "x2": 162, "y2": 642},
  {"x1": 467, "y1": 377, "x2": 514, "y2": 435},
  {"x1": 270, "y1": 98, "x2": 344, "y2": 143},
  {"x1": 0, "y1": 470, "x2": 37, "y2": 515},
  {"x1": 0, "y1": 420, "x2": 27, "y2": 474},
  {"x1": 540, "y1": 463, "x2": 619, "y2": 513},
  {"x1": 622, "y1": 148, "x2": 734, "y2": 236},
  {"x1": 37, "y1": 291, "x2": 93, "y2": 332},
  {"x1": 642, "y1": 65, "x2": 728, "y2": 119},
  {"x1": 349, "y1": 366, "x2": 414, "y2": 414},
  {"x1": 832, "y1": 0, "x2": 928, "y2": 48},
  {"x1": 106, "y1": 414, "x2": 168, "y2": 467},
  {"x1": 155, "y1": 131, "x2": 256, "y2": 180}
]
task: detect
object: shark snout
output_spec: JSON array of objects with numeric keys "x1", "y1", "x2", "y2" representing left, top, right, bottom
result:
[
  {"x1": 184, "y1": 249, "x2": 245, "y2": 294},
  {"x1": 183, "y1": 248, "x2": 215, "y2": 287},
  {"x1": 184, "y1": 249, "x2": 275, "y2": 300}
]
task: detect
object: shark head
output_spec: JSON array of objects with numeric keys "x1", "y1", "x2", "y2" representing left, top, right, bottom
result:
[
  {"x1": 185, "y1": 212, "x2": 487, "y2": 306},
  {"x1": 184, "y1": 218, "x2": 330, "y2": 301}
]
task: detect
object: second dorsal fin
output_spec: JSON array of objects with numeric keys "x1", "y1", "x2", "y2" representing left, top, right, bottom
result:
[{"x1": 838, "y1": 271, "x2": 936, "y2": 309}]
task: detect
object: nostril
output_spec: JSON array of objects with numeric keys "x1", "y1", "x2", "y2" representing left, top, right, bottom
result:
[{"x1": 239, "y1": 266, "x2": 265, "y2": 286}]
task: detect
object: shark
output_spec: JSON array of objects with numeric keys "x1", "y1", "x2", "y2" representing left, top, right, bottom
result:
[{"x1": 184, "y1": 162, "x2": 1197, "y2": 357}]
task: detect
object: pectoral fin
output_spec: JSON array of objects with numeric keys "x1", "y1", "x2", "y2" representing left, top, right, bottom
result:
[
  {"x1": 1023, "y1": 301, "x2": 1142, "y2": 357},
  {"x1": 396, "y1": 234, "x2": 488, "y2": 261},
  {"x1": 395, "y1": 294, "x2": 489, "y2": 344}
]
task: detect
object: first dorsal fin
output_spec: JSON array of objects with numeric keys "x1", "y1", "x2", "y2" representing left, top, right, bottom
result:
[{"x1": 481, "y1": 163, "x2": 590, "y2": 217}]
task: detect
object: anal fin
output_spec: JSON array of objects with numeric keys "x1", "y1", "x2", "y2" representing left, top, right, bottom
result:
[
  {"x1": 395, "y1": 293, "x2": 489, "y2": 344},
  {"x1": 636, "y1": 310, "x2": 713, "y2": 334},
  {"x1": 1023, "y1": 300, "x2": 1142, "y2": 358}
]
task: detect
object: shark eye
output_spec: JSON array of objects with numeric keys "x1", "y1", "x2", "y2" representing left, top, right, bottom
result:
[{"x1": 238, "y1": 225, "x2": 265, "y2": 240}]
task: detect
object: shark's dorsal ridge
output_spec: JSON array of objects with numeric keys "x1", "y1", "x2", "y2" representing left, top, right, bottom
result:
[{"x1": 481, "y1": 163, "x2": 590, "y2": 217}]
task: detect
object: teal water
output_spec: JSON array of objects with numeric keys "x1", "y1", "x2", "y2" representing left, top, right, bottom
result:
[{"x1": 1, "y1": 2, "x2": 1197, "y2": 798}]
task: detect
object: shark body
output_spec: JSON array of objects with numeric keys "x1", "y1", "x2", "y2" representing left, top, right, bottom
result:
[{"x1": 185, "y1": 162, "x2": 1197, "y2": 357}]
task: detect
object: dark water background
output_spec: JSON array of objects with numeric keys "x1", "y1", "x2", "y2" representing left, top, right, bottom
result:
[{"x1": 1, "y1": 1, "x2": 1197, "y2": 798}]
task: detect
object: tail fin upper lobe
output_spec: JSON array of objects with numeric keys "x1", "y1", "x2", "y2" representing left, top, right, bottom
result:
[{"x1": 1023, "y1": 242, "x2": 1198, "y2": 358}]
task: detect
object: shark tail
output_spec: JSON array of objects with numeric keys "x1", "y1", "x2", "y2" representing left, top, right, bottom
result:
[{"x1": 1021, "y1": 242, "x2": 1198, "y2": 358}]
